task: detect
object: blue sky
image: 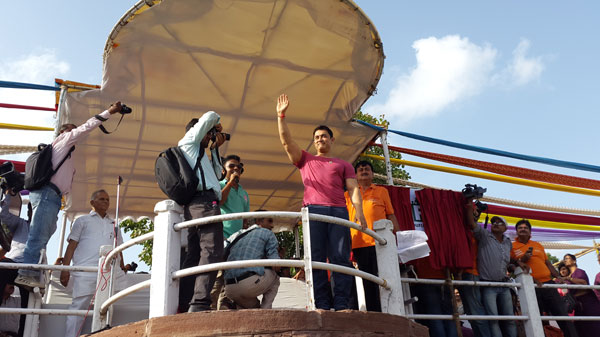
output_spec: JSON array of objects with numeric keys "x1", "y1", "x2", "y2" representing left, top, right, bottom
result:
[{"x1": 1, "y1": 1, "x2": 599, "y2": 274}]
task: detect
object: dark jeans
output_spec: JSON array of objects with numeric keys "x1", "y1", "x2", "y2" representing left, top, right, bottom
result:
[
  {"x1": 307, "y1": 205, "x2": 352, "y2": 310},
  {"x1": 457, "y1": 273, "x2": 491, "y2": 337},
  {"x1": 178, "y1": 191, "x2": 224, "y2": 312},
  {"x1": 536, "y1": 281, "x2": 579, "y2": 337},
  {"x1": 353, "y1": 246, "x2": 381, "y2": 312},
  {"x1": 412, "y1": 283, "x2": 458, "y2": 337}
]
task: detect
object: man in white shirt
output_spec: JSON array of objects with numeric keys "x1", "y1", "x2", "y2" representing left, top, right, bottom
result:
[{"x1": 57, "y1": 189, "x2": 125, "y2": 337}]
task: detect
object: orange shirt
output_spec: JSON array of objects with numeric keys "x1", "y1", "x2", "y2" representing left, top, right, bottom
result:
[
  {"x1": 345, "y1": 184, "x2": 395, "y2": 249},
  {"x1": 511, "y1": 239, "x2": 551, "y2": 283},
  {"x1": 464, "y1": 236, "x2": 479, "y2": 276}
]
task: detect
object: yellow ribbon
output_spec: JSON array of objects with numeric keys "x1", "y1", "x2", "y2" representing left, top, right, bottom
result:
[{"x1": 363, "y1": 154, "x2": 600, "y2": 197}]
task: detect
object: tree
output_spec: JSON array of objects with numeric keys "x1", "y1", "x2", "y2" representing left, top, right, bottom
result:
[
  {"x1": 547, "y1": 252, "x2": 559, "y2": 265},
  {"x1": 353, "y1": 110, "x2": 410, "y2": 183},
  {"x1": 120, "y1": 218, "x2": 154, "y2": 268}
]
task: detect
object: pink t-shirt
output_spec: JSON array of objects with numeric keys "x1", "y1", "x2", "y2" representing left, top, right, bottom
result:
[{"x1": 295, "y1": 150, "x2": 355, "y2": 207}]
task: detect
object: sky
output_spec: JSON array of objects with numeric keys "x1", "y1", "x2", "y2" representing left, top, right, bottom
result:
[{"x1": 1, "y1": 1, "x2": 600, "y2": 275}]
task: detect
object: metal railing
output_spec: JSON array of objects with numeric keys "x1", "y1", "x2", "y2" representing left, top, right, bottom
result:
[{"x1": 6, "y1": 198, "x2": 600, "y2": 337}]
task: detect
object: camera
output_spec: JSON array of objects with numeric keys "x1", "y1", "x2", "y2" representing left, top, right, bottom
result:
[
  {"x1": 120, "y1": 104, "x2": 132, "y2": 114},
  {"x1": 208, "y1": 127, "x2": 230, "y2": 142},
  {"x1": 462, "y1": 184, "x2": 486, "y2": 199},
  {"x1": 474, "y1": 200, "x2": 488, "y2": 213},
  {"x1": 0, "y1": 162, "x2": 24, "y2": 194}
]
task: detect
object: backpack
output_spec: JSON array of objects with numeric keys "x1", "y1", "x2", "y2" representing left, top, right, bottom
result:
[
  {"x1": 24, "y1": 144, "x2": 75, "y2": 191},
  {"x1": 155, "y1": 146, "x2": 203, "y2": 205}
]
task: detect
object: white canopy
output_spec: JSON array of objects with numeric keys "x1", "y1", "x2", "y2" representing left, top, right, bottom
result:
[{"x1": 60, "y1": 0, "x2": 383, "y2": 219}]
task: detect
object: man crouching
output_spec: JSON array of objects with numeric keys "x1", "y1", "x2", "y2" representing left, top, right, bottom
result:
[{"x1": 223, "y1": 211, "x2": 280, "y2": 309}]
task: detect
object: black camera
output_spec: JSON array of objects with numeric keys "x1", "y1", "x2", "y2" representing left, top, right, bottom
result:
[
  {"x1": 120, "y1": 104, "x2": 132, "y2": 114},
  {"x1": 0, "y1": 162, "x2": 24, "y2": 194},
  {"x1": 208, "y1": 127, "x2": 230, "y2": 142},
  {"x1": 474, "y1": 200, "x2": 488, "y2": 213},
  {"x1": 462, "y1": 184, "x2": 486, "y2": 199}
]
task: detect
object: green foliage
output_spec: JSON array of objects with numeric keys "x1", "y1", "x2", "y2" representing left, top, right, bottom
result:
[
  {"x1": 120, "y1": 218, "x2": 154, "y2": 268},
  {"x1": 275, "y1": 226, "x2": 303, "y2": 259},
  {"x1": 353, "y1": 110, "x2": 410, "y2": 184},
  {"x1": 547, "y1": 253, "x2": 559, "y2": 265}
]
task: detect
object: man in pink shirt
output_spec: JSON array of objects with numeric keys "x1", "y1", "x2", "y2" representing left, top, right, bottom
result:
[
  {"x1": 15, "y1": 102, "x2": 122, "y2": 290},
  {"x1": 276, "y1": 94, "x2": 366, "y2": 310}
]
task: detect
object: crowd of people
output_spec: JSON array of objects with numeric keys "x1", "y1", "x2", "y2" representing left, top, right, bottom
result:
[
  {"x1": 2, "y1": 94, "x2": 600, "y2": 337},
  {"x1": 411, "y1": 204, "x2": 600, "y2": 337}
]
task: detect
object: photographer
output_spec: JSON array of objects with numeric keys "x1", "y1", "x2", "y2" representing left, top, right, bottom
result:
[
  {"x1": 464, "y1": 200, "x2": 515, "y2": 337},
  {"x1": 15, "y1": 102, "x2": 123, "y2": 291},
  {"x1": 177, "y1": 111, "x2": 227, "y2": 313}
]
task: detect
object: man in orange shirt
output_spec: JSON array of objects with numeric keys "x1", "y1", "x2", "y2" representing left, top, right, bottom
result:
[
  {"x1": 511, "y1": 219, "x2": 578, "y2": 337},
  {"x1": 345, "y1": 161, "x2": 399, "y2": 312}
]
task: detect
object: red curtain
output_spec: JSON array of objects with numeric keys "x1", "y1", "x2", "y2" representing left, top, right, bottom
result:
[
  {"x1": 381, "y1": 185, "x2": 414, "y2": 230},
  {"x1": 415, "y1": 189, "x2": 474, "y2": 270}
]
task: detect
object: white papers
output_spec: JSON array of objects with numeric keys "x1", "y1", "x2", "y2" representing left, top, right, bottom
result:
[{"x1": 396, "y1": 230, "x2": 430, "y2": 263}]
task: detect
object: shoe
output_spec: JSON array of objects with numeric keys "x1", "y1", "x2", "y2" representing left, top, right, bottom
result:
[
  {"x1": 187, "y1": 303, "x2": 210, "y2": 313},
  {"x1": 14, "y1": 275, "x2": 45, "y2": 291}
]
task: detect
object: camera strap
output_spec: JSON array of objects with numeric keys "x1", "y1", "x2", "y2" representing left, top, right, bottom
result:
[{"x1": 98, "y1": 113, "x2": 126, "y2": 134}]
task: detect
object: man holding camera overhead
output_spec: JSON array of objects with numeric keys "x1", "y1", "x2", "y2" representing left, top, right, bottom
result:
[
  {"x1": 15, "y1": 102, "x2": 123, "y2": 291},
  {"x1": 177, "y1": 111, "x2": 228, "y2": 313}
]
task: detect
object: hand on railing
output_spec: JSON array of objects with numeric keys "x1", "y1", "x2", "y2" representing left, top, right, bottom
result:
[{"x1": 55, "y1": 257, "x2": 71, "y2": 287}]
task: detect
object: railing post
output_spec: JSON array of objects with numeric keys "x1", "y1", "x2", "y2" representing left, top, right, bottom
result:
[
  {"x1": 374, "y1": 219, "x2": 404, "y2": 315},
  {"x1": 149, "y1": 200, "x2": 183, "y2": 318},
  {"x1": 514, "y1": 267, "x2": 544, "y2": 337},
  {"x1": 380, "y1": 131, "x2": 394, "y2": 186},
  {"x1": 301, "y1": 207, "x2": 316, "y2": 310},
  {"x1": 92, "y1": 245, "x2": 113, "y2": 332}
]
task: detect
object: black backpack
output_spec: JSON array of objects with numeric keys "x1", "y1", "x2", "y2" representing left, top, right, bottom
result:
[
  {"x1": 24, "y1": 144, "x2": 75, "y2": 191},
  {"x1": 155, "y1": 146, "x2": 203, "y2": 205}
]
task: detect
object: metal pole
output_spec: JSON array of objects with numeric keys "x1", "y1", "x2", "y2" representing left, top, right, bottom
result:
[
  {"x1": 56, "y1": 215, "x2": 68, "y2": 259},
  {"x1": 380, "y1": 131, "x2": 394, "y2": 185},
  {"x1": 106, "y1": 176, "x2": 122, "y2": 326},
  {"x1": 54, "y1": 85, "x2": 68, "y2": 137},
  {"x1": 294, "y1": 225, "x2": 300, "y2": 258},
  {"x1": 301, "y1": 207, "x2": 316, "y2": 310}
]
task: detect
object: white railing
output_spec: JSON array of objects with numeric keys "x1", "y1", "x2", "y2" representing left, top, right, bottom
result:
[{"x1": 6, "y1": 199, "x2": 600, "y2": 337}]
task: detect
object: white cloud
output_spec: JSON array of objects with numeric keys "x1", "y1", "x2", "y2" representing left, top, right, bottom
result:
[
  {"x1": 367, "y1": 35, "x2": 497, "y2": 121},
  {"x1": 366, "y1": 35, "x2": 545, "y2": 122},
  {"x1": 0, "y1": 50, "x2": 70, "y2": 151},
  {"x1": 506, "y1": 38, "x2": 544, "y2": 86}
]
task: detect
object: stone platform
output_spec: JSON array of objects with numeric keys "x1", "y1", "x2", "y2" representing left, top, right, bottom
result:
[{"x1": 84, "y1": 309, "x2": 429, "y2": 337}]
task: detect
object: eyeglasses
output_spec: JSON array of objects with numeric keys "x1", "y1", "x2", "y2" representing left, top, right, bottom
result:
[{"x1": 492, "y1": 221, "x2": 506, "y2": 226}]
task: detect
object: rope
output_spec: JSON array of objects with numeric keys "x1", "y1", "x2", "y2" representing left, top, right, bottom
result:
[
  {"x1": 363, "y1": 154, "x2": 600, "y2": 197},
  {"x1": 0, "y1": 145, "x2": 37, "y2": 156},
  {"x1": 375, "y1": 143, "x2": 600, "y2": 191},
  {"x1": 356, "y1": 120, "x2": 600, "y2": 173},
  {"x1": 373, "y1": 173, "x2": 600, "y2": 216},
  {"x1": 0, "y1": 123, "x2": 53, "y2": 131},
  {"x1": 0, "y1": 103, "x2": 56, "y2": 112}
]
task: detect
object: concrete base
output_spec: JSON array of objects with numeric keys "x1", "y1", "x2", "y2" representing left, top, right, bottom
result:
[{"x1": 83, "y1": 309, "x2": 429, "y2": 337}]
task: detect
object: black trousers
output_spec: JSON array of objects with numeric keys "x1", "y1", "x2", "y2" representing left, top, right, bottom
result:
[
  {"x1": 536, "y1": 281, "x2": 579, "y2": 337},
  {"x1": 178, "y1": 191, "x2": 224, "y2": 312},
  {"x1": 353, "y1": 246, "x2": 381, "y2": 312}
]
